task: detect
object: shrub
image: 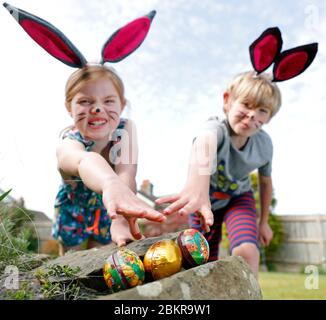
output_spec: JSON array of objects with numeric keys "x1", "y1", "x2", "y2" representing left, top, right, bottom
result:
[{"x1": 0, "y1": 189, "x2": 38, "y2": 273}]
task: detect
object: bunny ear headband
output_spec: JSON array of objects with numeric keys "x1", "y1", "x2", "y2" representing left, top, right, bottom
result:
[
  {"x1": 3, "y1": 2, "x2": 156, "y2": 68},
  {"x1": 249, "y1": 27, "x2": 318, "y2": 82}
]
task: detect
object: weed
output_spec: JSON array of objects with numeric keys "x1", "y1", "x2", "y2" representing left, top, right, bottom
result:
[{"x1": 35, "y1": 264, "x2": 92, "y2": 300}]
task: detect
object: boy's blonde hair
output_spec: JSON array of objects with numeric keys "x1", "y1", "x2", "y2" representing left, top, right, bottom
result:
[{"x1": 225, "y1": 71, "x2": 282, "y2": 117}]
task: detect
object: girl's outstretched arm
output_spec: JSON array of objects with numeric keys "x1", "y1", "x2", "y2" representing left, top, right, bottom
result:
[
  {"x1": 156, "y1": 130, "x2": 217, "y2": 232},
  {"x1": 109, "y1": 120, "x2": 146, "y2": 246},
  {"x1": 56, "y1": 136, "x2": 166, "y2": 224}
]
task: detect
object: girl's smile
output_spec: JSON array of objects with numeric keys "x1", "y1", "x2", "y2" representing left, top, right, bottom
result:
[{"x1": 87, "y1": 117, "x2": 108, "y2": 130}]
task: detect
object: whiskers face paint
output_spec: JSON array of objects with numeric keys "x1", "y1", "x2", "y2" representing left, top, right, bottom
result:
[{"x1": 75, "y1": 112, "x2": 86, "y2": 123}]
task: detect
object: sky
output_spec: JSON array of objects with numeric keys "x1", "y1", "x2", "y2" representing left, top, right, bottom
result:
[{"x1": 0, "y1": 0, "x2": 325, "y2": 219}]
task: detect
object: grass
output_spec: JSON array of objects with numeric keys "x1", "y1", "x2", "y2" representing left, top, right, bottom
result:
[{"x1": 259, "y1": 272, "x2": 326, "y2": 300}]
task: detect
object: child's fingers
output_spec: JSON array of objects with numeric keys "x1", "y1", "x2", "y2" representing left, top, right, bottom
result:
[
  {"x1": 117, "y1": 205, "x2": 145, "y2": 217},
  {"x1": 163, "y1": 198, "x2": 188, "y2": 215},
  {"x1": 114, "y1": 235, "x2": 135, "y2": 247},
  {"x1": 259, "y1": 235, "x2": 267, "y2": 247},
  {"x1": 155, "y1": 195, "x2": 180, "y2": 205},
  {"x1": 127, "y1": 218, "x2": 142, "y2": 240},
  {"x1": 117, "y1": 239, "x2": 127, "y2": 247},
  {"x1": 119, "y1": 205, "x2": 166, "y2": 222},
  {"x1": 200, "y1": 206, "x2": 214, "y2": 227},
  {"x1": 195, "y1": 207, "x2": 214, "y2": 233},
  {"x1": 199, "y1": 215, "x2": 210, "y2": 233},
  {"x1": 106, "y1": 203, "x2": 118, "y2": 220},
  {"x1": 178, "y1": 203, "x2": 196, "y2": 216},
  {"x1": 141, "y1": 208, "x2": 166, "y2": 222}
]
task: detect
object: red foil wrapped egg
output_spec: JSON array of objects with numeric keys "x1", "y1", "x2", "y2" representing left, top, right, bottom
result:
[{"x1": 177, "y1": 229, "x2": 210, "y2": 269}]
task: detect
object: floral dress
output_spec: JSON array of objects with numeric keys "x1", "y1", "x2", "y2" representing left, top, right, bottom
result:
[{"x1": 52, "y1": 119, "x2": 127, "y2": 247}]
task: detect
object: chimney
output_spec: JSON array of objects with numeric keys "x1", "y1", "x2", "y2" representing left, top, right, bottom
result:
[{"x1": 140, "y1": 180, "x2": 154, "y2": 196}]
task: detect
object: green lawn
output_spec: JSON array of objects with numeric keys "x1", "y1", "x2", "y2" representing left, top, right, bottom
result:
[{"x1": 259, "y1": 272, "x2": 326, "y2": 300}]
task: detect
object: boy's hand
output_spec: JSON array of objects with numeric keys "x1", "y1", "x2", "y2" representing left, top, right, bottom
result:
[
  {"x1": 258, "y1": 221, "x2": 273, "y2": 247},
  {"x1": 110, "y1": 216, "x2": 143, "y2": 247},
  {"x1": 156, "y1": 190, "x2": 214, "y2": 233},
  {"x1": 102, "y1": 178, "x2": 166, "y2": 223}
]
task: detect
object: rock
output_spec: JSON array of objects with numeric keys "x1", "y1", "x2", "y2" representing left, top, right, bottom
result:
[
  {"x1": 36, "y1": 232, "x2": 179, "y2": 291},
  {"x1": 0, "y1": 253, "x2": 54, "y2": 300},
  {"x1": 0, "y1": 267, "x2": 43, "y2": 300},
  {"x1": 34, "y1": 232, "x2": 262, "y2": 300},
  {"x1": 98, "y1": 256, "x2": 262, "y2": 300}
]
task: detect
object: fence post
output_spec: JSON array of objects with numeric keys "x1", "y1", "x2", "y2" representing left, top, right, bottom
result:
[{"x1": 316, "y1": 215, "x2": 325, "y2": 264}]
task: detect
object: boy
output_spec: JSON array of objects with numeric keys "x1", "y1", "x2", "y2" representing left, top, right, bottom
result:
[{"x1": 157, "y1": 71, "x2": 281, "y2": 278}]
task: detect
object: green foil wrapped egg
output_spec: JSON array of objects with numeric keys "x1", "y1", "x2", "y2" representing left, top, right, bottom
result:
[
  {"x1": 103, "y1": 247, "x2": 145, "y2": 292},
  {"x1": 177, "y1": 229, "x2": 210, "y2": 269}
]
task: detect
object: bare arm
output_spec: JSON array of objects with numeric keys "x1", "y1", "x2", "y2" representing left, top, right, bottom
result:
[
  {"x1": 258, "y1": 174, "x2": 273, "y2": 246},
  {"x1": 57, "y1": 138, "x2": 120, "y2": 194},
  {"x1": 110, "y1": 120, "x2": 143, "y2": 245},
  {"x1": 56, "y1": 134, "x2": 165, "y2": 223},
  {"x1": 156, "y1": 130, "x2": 217, "y2": 231}
]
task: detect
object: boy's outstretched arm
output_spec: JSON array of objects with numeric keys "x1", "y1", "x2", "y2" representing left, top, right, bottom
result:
[
  {"x1": 156, "y1": 130, "x2": 218, "y2": 232},
  {"x1": 258, "y1": 174, "x2": 273, "y2": 246}
]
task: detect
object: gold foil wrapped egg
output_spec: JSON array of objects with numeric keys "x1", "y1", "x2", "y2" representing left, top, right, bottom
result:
[{"x1": 143, "y1": 239, "x2": 182, "y2": 280}]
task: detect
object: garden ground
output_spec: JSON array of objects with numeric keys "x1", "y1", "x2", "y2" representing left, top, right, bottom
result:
[{"x1": 259, "y1": 272, "x2": 326, "y2": 300}]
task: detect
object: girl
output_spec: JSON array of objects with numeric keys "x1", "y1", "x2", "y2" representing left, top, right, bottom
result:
[
  {"x1": 53, "y1": 65, "x2": 165, "y2": 254},
  {"x1": 4, "y1": 3, "x2": 165, "y2": 254}
]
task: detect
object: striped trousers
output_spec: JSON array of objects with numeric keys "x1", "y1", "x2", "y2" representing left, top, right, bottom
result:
[{"x1": 189, "y1": 191, "x2": 259, "y2": 261}]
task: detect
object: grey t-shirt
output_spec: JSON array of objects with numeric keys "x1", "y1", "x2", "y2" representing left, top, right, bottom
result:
[{"x1": 198, "y1": 116, "x2": 273, "y2": 211}]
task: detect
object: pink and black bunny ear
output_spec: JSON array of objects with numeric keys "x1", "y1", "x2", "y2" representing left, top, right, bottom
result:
[
  {"x1": 272, "y1": 43, "x2": 318, "y2": 82},
  {"x1": 249, "y1": 27, "x2": 283, "y2": 74},
  {"x1": 101, "y1": 11, "x2": 156, "y2": 63},
  {"x1": 3, "y1": 2, "x2": 87, "y2": 68}
]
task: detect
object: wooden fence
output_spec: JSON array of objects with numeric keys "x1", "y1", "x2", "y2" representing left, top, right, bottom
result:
[{"x1": 271, "y1": 214, "x2": 326, "y2": 270}]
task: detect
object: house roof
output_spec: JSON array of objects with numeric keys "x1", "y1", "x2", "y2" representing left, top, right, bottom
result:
[
  {"x1": 137, "y1": 189, "x2": 157, "y2": 202},
  {"x1": 30, "y1": 210, "x2": 52, "y2": 223},
  {"x1": 0, "y1": 188, "x2": 51, "y2": 222}
]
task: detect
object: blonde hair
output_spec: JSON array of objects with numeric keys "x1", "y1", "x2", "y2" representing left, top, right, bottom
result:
[
  {"x1": 225, "y1": 71, "x2": 282, "y2": 117},
  {"x1": 65, "y1": 64, "x2": 126, "y2": 112}
]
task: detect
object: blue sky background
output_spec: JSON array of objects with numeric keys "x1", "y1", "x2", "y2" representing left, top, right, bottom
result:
[{"x1": 0, "y1": 0, "x2": 325, "y2": 218}]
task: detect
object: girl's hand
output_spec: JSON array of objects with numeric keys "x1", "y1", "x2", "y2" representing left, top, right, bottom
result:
[
  {"x1": 156, "y1": 187, "x2": 214, "y2": 233},
  {"x1": 258, "y1": 221, "x2": 273, "y2": 247},
  {"x1": 102, "y1": 177, "x2": 166, "y2": 223},
  {"x1": 110, "y1": 216, "x2": 143, "y2": 247}
]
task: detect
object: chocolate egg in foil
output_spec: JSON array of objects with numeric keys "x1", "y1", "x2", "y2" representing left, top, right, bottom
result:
[
  {"x1": 177, "y1": 229, "x2": 210, "y2": 269},
  {"x1": 143, "y1": 239, "x2": 182, "y2": 280},
  {"x1": 103, "y1": 247, "x2": 145, "y2": 292}
]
